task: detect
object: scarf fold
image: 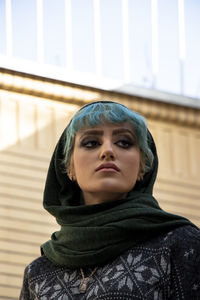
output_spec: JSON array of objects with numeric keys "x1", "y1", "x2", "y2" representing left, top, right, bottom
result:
[
  {"x1": 41, "y1": 102, "x2": 194, "y2": 268},
  {"x1": 41, "y1": 191, "x2": 192, "y2": 268}
]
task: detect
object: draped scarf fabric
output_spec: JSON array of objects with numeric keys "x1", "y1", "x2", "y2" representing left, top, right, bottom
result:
[{"x1": 41, "y1": 104, "x2": 193, "y2": 269}]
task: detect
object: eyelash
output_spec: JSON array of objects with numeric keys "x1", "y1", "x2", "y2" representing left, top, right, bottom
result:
[
  {"x1": 81, "y1": 138, "x2": 134, "y2": 149},
  {"x1": 116, "y1": 139, "x2": 134, "y2": 149}
]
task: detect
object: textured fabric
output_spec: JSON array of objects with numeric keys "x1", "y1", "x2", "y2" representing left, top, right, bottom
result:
[
  {"x1": 20, "y1": 225, "x2": 200, "y2": 299},
  {"x1": 41, "y1": 102, "x2": 193, "y2": 268}
]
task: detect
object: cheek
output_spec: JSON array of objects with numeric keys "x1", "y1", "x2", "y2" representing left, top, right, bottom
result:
[
  {"x1": 125, "y1": 153, "x2": 141, "y2": 175},
  {"x1": 72, "y1": 151, "x2": 91, "y2": 177}
]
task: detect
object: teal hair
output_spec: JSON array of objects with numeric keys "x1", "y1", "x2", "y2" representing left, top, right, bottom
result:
[{"x1": 63, "y1": 101, "x2": 154, "y2": 174}]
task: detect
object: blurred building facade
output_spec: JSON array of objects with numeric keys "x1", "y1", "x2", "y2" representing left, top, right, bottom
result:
[
  {"x1": 1, "y1": 0, "x2": 200, "y2": 101},
  {"x1": 0, "y1": 0, "x2": 200, "y2": 299}
]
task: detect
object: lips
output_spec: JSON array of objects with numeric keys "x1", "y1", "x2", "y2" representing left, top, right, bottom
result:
[{"x1": 95, "y1": 163, "x2": 120, "y2": 172}]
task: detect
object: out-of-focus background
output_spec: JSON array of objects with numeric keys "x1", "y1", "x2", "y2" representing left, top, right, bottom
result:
[{"x1": 0, "y1": 0, "x2": 200, "y2": 298}]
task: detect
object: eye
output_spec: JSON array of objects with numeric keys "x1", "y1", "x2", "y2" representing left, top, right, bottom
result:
[
  {"x1": 115, "y1": 139, "x2": 134, "y2": 149},
  {"x1": 81, "y1": 139, "x2": 101, "y2": 149}
]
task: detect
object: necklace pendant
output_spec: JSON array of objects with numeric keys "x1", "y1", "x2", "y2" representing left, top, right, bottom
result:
[{"x1": 79, "y1": 277, "x2": 89, "y2": 293}]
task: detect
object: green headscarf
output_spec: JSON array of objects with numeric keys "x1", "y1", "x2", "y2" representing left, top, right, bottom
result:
[{"x1": 41, "y1": 101, "x2": 194, "y2": 268}]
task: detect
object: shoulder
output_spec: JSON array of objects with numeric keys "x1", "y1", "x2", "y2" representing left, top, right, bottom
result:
[
  {"x1": 149, "y1": 224, "x2": 200, "y2": 265},
  {"x1": 170, "y1": 224, "x2": 200, "y2": 240},
  {"x1": 164, "y1": 224, "x2": 200, "y2": 250},
  {"x1": 20, "y1": 255, "x2": 71, "y2": 299},
  {"x1": 161, "y1": 225, "x2": 200, "y2": 266},
  {"x1": 23, "y1": 255, "x2": 63, "y2": 280},
  {"x1": 134, "y1": 224, "x2": 200, "y2": 253}
]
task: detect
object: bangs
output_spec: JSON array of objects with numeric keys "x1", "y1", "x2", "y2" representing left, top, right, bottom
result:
[{"x1": 71, "y1": 102, "x2": 143, "y2": 134}]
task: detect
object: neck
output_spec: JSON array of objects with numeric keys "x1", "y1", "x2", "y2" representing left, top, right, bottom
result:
[{"x1": 82, "y1": 191, "x2": 127, "y2": 205}]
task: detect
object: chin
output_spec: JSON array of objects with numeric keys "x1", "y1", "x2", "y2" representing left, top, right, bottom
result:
[
  {"x1": 95, "y1": 184, "x2": 128, "y2": 194},
  {"x1": 80, "y1": 179, "x2": 134, "y2": 195}
]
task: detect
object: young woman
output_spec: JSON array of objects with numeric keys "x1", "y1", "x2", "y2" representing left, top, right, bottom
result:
[{"x1": 20, "y1": 101, "x2": 200, "y2": 299}]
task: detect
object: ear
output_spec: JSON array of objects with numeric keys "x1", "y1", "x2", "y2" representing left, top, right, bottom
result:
[
  {"x1": 137, "y1": 154, "x2": 145, "y2": 181},
  {"x1": 67, "y1": 157, "x2": 76, "y2": 181},
  {"x1": 68, "y1": 170, "x2": 76, "y2": 181},
  {"x1": 137, "y1": 163, "x2": 145, "y2": 181},
  {"x1": 137, "y1": 172, "x2": 144, "y2": 181}
]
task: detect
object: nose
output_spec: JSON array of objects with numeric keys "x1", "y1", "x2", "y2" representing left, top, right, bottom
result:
[{"x1": 99, "y1": 141, "x2": 116, "y2": 160}]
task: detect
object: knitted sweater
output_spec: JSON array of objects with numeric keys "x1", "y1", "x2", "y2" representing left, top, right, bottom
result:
[{"x1": 20, "y1": 225, "x2": 200, "y2": 300}]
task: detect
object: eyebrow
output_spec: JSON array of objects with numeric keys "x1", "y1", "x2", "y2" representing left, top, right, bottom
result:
[{"x1": 79, "y1": 128, "x2": 136, "y2": 138}]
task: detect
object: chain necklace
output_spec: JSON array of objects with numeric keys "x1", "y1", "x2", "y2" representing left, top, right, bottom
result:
[{"x1": 79, "y1": 267, "x2": 98, "y2": 293}]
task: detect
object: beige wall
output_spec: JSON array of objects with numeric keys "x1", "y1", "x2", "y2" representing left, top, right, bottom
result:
[
  {"x1": 0, "y1": 69, "x2": 199, "y2": 299},
  {"x1": 0, "y1": 91, "x2": 79, "y2": 299},
  {"x1": 149, "y1": 120, "x2": 200, "y2": 222}
]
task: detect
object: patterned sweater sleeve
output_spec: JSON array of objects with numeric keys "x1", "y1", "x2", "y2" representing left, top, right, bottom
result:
[
  {"x1": 170, "y1": 226, "x2": 200, "y2": 299},
  {"x1": 19, "y1": 266, "x2": 31, "y2": 300}
]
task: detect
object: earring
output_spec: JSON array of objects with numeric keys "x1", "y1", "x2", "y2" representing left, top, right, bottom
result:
[
  {"x1": 68, "y1": 170, "x2": 76, "y2": 181},
  {"x1": 67, "y1": 159, "x2": 76, "y2": 181},
  {"x1": 137, "y1": 173, "x2": 144, "y2": 181}
]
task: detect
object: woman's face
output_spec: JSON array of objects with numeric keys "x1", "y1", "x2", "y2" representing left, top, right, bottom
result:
[{"x1": 71, "y1": 122, "x2": 141, "y2": 205}]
